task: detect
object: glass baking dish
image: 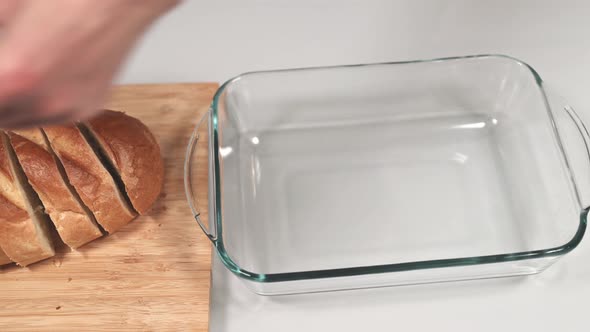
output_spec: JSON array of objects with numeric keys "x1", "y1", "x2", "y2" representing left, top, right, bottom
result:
[{"x1": 185, "y1": 54, "x2": 590, "y2": 295}]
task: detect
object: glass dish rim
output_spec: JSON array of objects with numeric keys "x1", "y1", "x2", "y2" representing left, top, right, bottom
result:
[{"x1": 203, "y1": 54, "x2": 589, "y2": 283}]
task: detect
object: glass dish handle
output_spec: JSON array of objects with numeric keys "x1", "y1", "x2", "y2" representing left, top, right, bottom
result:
[
  {"x1": 547, "y1": 88, "x2": 590, "y2": 210},
  {"x1": 184, "y1": 109, "x2": 217, "y2": 241}
]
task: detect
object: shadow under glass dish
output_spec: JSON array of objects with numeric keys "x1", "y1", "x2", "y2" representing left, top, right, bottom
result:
[{"x1": 185, "y1": 55, "x2": 590, "y2": 295}]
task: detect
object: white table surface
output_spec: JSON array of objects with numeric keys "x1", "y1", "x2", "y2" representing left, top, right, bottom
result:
[{"x1": 120, "y1": 1, "x2": 590, "y2": 331}]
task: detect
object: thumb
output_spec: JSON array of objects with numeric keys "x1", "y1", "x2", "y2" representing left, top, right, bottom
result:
[{"x1": 0, "y1": 0, "x2": 22, "y2": 26}]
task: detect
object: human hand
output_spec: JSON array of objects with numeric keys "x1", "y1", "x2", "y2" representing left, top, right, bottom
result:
[{"x1": 0, "y1": 0, "x2": 179, "y2": 129}]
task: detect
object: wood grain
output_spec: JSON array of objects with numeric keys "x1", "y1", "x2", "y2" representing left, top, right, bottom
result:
[{"x1": 0, "y1": 83, "x2": 218, "y2": 331}]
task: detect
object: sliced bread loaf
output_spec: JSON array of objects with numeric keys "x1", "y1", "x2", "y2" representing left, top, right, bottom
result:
[
  {"x1": 43, "y1": 125, "x2": 137, "y2": 233},
  {"x1": 84, "y1": 110, "x2": 164, "y2": 214},
  {"x1": 8, "y1": 130, "x2": 103, "y2": 248},
  {"x1": 0, "y1": 131, "x2": 55, "y2": 266},
  {"x1": 0, "y1": 248, "x2": 12, "y2": 265}
]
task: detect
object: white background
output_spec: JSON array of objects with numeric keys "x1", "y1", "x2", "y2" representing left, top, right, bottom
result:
[
  {"x1": 120, "y1": 1, "x2": 590, "y2": 331},
  {"x1": 120, "y1": 0, "x2": 590, "y2": 116}
]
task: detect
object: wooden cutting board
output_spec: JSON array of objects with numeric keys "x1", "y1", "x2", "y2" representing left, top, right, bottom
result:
[{"x1": 0, "y1": 83, "x2": 218, "y2": 331}]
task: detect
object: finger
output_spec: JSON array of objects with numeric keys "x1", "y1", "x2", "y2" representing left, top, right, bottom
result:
[
  {"x1": 0, "y1": 109, "x2": 77, "y2": 130},
  {"x1": 0, "y1": 0, "x2": 22, "y2": 25},
  {"x1": 0, "y1": 95, "x2": 39, "y2": 128},
  {"x1": 0, "y1": 93, "x2": 76, "y2": 129}
]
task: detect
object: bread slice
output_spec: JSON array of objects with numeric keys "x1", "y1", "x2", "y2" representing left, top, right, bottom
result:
[
  {"x1": 0, "y1": 247, "x2": 12, "y2": 265},
  {"x1": 8, "y1": 130, "x2": 103, "y2": 248},
  {"x1": 0, "y1": 131, "x2": 55, "y2": 266},
  {"x1": 43, "y1": 125, "x2": 137, "y2": 233},
  {"x1": 13, "y1": 128, "x2": 47, "y2": 148},
  {"x1": 83, "y1": 110, "x2": 164, "y2": 214}
]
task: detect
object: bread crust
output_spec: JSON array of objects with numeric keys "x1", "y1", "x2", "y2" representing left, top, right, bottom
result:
[
  {"x1": 43, "y1": 125, "x2": 137, "y2": 233},
  {"x1": 86, "y1": 110, "x2": 164, "y2": 214},
  {"x1": 0, "y1": 133, "x2": 55, "y2": 266},
  {"x1": 8, "y1": 130, "x2": 103, "y2": 248},
  {"x1": 0, "y1": 248, "x2": 11, "y2": 265},
  {"x1": 0, "y1": 112, "x2": 160, "y2": 266}
]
